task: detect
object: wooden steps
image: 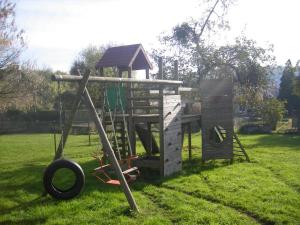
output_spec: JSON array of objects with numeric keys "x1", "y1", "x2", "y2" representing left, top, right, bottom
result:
[{"x1": 233, "y1": 133, "x2": 250, "y2": 162}]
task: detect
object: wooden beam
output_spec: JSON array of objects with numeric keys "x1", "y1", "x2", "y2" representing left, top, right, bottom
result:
[{"x1": 52, "y1": 74, "x2": 182, "y2": 85}]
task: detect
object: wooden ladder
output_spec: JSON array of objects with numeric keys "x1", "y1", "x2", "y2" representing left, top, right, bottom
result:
[
  {"x1": 216, "y1": 126, "x2": 250, "y2": 162},
  {"x1": 233, "y1": 133, "x2": 250, "y2": 162}
]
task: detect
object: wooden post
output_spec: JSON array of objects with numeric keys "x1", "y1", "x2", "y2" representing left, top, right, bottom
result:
[
  {"x1": 99, "y1": 67, "x2": 104, "y2": 77},
  {"x1": 54, "y1": 70, "x2": 90, "y2": 160},
  {"x1": 118, "y1": 68, "x2": 122, "y2": 78},
  {"x1": 145, "y1": 68, "x2": 152, "y2": 155},
  {"x1": 53, "y1": 124, "x2": 57, "y2": 154},
  {"x1": 88, "y1": 120, "x2": 91, "y2": 146},
  {"x1": 174, "y1": 60, "x2": 179, "y2": 95},
  {"x1": 83, "y1": 88, "x2": 139, "y2": 212},
  {"x1": 188, "y1": 123, "x2": 192, "y2": 160},
  {"x1": 127, "y1": 67, "x2": 135, "y2": 155},
  {"x1": 158, "y1": 57, "x2": 164, "y2": 176}
]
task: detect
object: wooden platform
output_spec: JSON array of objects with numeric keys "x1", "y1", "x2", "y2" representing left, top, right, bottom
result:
[{"x1": 103, "y1": 113, "x2": 201, "y2": 124}]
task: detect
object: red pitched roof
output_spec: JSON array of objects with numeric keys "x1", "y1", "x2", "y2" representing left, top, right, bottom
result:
[{"x1": 96, "y1": 44, "x2": 153, "y2": 70}]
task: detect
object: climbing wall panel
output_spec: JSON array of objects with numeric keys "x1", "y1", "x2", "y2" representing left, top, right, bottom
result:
[
  {"x1": 200, "y1": 79, "x2": 233, "y2": 161},
  {"x1": 161, "y1": 95, "x2": 182, "y2": 176}
]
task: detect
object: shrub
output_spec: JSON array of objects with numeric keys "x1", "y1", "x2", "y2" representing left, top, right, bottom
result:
[{"x1": 255, "y1": 98, "x2": 286, "y2": 130}]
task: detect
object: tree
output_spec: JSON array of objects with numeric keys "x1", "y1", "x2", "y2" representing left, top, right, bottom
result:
[
  {"x1": 152, "y1": 0, "x2": 234, "y2": 82},
  {"x1": 0, "y1": 0, "x2": 24, "y2": 69},
  {"x1": 153, "y1": 0, "x2": 275, "y2": 113},
  {"x1": 153, "y1": 0, "x2": 274, "y2": 84},
  {"x1": 294, "y1": 77, "x2": 300, "y2": 96},
  {"x1": 278, "y1": 59, "x2": 300, "y2": 115},
  {"x1": 293, "y1": 60, "x2": 300, "y2": 96},
  {"x1": 31, "y1": 69, "x2": 70, "y2": 111},
  {"x1": 0, "y1": 0, "x2": 39, "y2": 111},
  {"x1": 70, "y1": 45, "x2": 115, "y2": 76},
  {"x1": 69, "y1": 45, "x2": 116, "y2": 108},
  {"x1": 255, "y1": 98, "x2": 286, "y2": 130}
]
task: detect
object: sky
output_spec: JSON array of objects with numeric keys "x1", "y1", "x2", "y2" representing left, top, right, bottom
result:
[{"x1": 15, "y1": 0, "x2": 300, "y2": 72}]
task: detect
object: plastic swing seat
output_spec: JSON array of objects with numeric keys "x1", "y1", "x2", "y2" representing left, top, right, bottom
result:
[
  {"x1": 106, "y1": 179, "x2": 121, "y2": 185},
  {"x1": 104, "y1": 167, "x2": 139, "y2": 186}
]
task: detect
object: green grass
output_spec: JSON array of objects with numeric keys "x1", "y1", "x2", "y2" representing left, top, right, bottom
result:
[{"x1": 0, "y1": 133, "x2": 299, "y2": 225}]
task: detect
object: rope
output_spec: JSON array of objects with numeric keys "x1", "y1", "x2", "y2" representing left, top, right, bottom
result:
[
  {"x1": 117, "y1": 83, "x2": 133, "y2": 156},
  {"x1": 57, "y1": 81, "x2": 64, "y2": 155},
  {"x1": 104, "y1": 84, "x2": 121, "y2": 160}
]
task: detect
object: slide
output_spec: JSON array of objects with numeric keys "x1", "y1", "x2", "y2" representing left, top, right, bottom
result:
[{"x1": 135, "y1": 124, "x2": 159, "y2": 155}]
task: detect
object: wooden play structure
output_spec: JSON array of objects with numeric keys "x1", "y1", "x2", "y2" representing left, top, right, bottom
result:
[
  {"x1": 44, "y1": 44, "x2": 248, "y2": 212},
  {"x1": 95, "y1": 44, "x2": 191, "y2": 177}
]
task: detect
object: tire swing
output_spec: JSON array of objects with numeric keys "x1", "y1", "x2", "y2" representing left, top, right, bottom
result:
[{"x1": 43, "y1": 159, "x2": 85, "y2": 200}]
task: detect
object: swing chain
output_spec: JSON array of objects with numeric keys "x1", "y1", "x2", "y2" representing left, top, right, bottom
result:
[{"x1": 57, "y1": 81, "x2": 64, "y2": 155}]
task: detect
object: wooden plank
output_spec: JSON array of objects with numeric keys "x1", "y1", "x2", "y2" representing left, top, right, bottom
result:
[
  {"x1": 158, "y1": 57, "x2": 164, "y2": 176},
  {"x1": 128, "y1": 106, "x2": 160, "y2": 110},
  {"x1": 164, "y1": 116, "x2": 182, "y2": 128},
  {"x1": 200, "y1": 79, "x2": 233, "y2": 97},
  {"x1": 132, "y1": 157, "x2": 160, "y2": 169},
  {"x1": 127, "y1": 96, "x2": 160, "y2": 100},
  {"x1": 164, "y1": 159, "x2": 181, "y2": 176},
  {"x1": 122, "y1": 167, "x2": 138, "y2": 175},
  {"x1": 53, "y1": 74, "x2": 183, "y2": 85},
  {"x1": 164, "y1": 122, "x2": 182, "y2": 133},
  {"x1": 164, "y1": 144, "x2": 181, "y2": 157},
  {"x1": 163, "y1": 105, "x2": 182, "y2": 118}
]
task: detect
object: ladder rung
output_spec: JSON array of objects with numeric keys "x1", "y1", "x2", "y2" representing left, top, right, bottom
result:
[
  {"x1": 130, "y1": 87, "x2": 160, "y2": 91},
  {"x1": 94, "y1": 164, "x2": 110, "y2": 171},
  {"x1": 233, "y1": 150, "x2": 244, "y2": 153},
  {"x1": 128, "y1": 96, "x2": 161, "y2": 100},
  {"x1": 127, "y1": 106, "x2": 160, "y2": 109},
  {"x1": 122, "y1": 167, "x2": 138, "y2": 175}
]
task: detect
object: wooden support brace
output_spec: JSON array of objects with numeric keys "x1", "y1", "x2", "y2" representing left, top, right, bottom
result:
[
  {"x1": 188, "y1": 123, "x2": 192, "y2": 160},
  {"x1": 54, "y1": 70, "x2": 90, "y2": 160},
  {"x1": 83, "y1": 88, "x2": 139, "y2": 212}
]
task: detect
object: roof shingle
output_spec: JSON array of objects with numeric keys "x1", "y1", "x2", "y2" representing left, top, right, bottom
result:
[{"x1": 96, "y1": 44, "x2": 152, "y2": 70}]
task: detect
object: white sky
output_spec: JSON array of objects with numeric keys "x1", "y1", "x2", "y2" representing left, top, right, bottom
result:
[{"x1": 16, "y1": 0, "x2": 300, "y2": 72}]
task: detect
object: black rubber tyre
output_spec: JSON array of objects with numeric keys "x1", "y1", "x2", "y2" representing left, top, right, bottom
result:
[{"x1": 43, "y1": 159, "x2": 85, "y2": 200}]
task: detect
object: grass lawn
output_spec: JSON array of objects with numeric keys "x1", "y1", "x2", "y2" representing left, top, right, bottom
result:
[{"x1": 0, "y1": 133, "x2": 299, "y2": 225}]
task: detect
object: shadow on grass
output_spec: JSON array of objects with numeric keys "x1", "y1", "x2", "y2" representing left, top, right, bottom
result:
[
  {"x1": 245, "y1": 134, "x2": 300, "y2": 151},
  {"x1": 0, "y1": 153, "x2": 247, "y2": 222},
  {"x1": 0, "y1": 218, "x2": 47, "y2": 225},
  {"x1": 0, "y1": 196, "x2": 49, "y2": 224},
  {"x1": 0, "y1": 159, "x2": 129, "y2": 217},
  {"x1": 130, "y1": 156, "x2": 247, "y2": 192}
]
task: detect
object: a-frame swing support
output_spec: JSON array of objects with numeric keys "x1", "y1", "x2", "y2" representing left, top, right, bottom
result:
[{"x1": 53, "y1": 70, "x2": 139, "y2": 212}]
